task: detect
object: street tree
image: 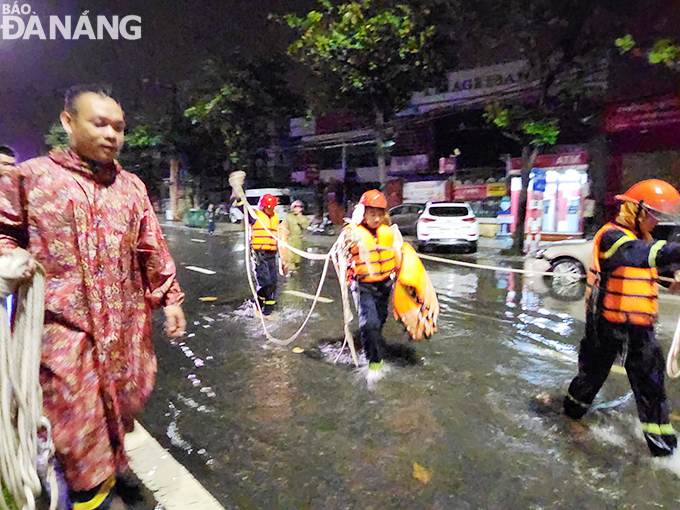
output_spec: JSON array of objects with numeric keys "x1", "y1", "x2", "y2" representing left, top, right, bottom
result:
[
  {"x1": 476, "y1": 0, "x2": 629, "y2": 254},
  {"x1": 280, "y1": 0, "x2": 441, "y2": 185},
  {"x1": 184, "y1": 56, "x2": 304, "y2": 186}
]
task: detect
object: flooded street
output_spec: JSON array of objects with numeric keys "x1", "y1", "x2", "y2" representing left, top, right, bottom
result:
[{"x1": 143, "y1": 226, "x2": 680, "y2": 509}]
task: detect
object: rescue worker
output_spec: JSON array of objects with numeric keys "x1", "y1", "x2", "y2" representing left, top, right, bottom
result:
[
  {"x1": 343, "y1": 190, "x2": 399, "y2": 375},
  {"x1": 564, "y1": 179, "x2": 680, "y2": 457},
  {"x1": 281, "y1": 200, "x2": 310, "y2": 272},
  {"x1": 249, "y1": 194, "x2": 279, "y2": 315}
]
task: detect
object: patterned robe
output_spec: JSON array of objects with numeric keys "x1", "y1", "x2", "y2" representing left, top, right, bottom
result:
[{"x1": 0, "y1": 148, "x2": 184, "y2": 491}]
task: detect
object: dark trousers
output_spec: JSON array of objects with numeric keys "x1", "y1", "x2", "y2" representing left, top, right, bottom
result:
[
  {"x1": 351, "y1": 279, "x2": 393, "y2": 364},
  {"x1": 253, "y1": 249, "x2": 277, "y2": 313},
  {"x1": 564, "y1": 315, "x2": 677, "y2": 456}
]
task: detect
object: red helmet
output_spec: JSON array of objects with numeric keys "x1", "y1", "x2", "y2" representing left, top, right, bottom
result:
[
  {"x1": 616, "y1": 179, "x2": 680, "y2": 215},
  {"x1": 259, "y1": 194, "x2": 278, "y2": 209},
  {"x1": 359, "y1": 189, "x2": 387, "y2": 209}
]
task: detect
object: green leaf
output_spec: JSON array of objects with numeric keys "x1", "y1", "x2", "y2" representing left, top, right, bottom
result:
[{"x1": 615, "y1": 34, "x2": 635, "y2": 54}]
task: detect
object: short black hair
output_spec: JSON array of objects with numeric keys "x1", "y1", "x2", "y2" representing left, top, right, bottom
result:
[
  {"x1": 0, "y1": 146, "x2": 15, "y2": 158},
  {"x1": 64, "y1": 84, "x2": 114, "y2": 115}
]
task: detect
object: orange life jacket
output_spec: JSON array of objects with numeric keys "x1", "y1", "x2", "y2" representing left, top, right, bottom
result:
[
  {"x1": 586, "y1": 223, "x2": 658, "y2": 326},
  {"x1": 347, "y1": 225, "x2": 396, "y2": 283},
  {"x1": 251, "y1": 209, "x2": 279, "y2": 251}
]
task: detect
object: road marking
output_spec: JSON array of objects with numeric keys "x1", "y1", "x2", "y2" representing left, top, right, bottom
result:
[
  {"x1": 186, "y1": 266, "x2": 217, "y2": 275},
  {"x1": 284, "y1": 290, "x2": 333, "y2": 303},
  {"x1": 190, "y1": 239, "x2": 207, "y2": 243},
  {"x1": 125, "y1": 421, "x2": 225, "y2": 510}
]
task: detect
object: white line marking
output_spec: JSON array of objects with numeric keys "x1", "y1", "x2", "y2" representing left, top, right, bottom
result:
[
  {"x1": 186, "y1": 266, "x2": 217, "y2": 275},
  {"x1": 190, "y1": 239, "x2": 207, "y2": 243},
  {"x1": 284, "y1": 290, "x2": 333, "y2": 303},
  {"x1": 125, "y1": 421, "x2": 225, "y2": 510}
]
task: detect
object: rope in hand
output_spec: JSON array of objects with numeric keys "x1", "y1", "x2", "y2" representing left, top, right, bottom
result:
[{"x1": 0, "y1": 249, "x2": 58, "y2": 510}]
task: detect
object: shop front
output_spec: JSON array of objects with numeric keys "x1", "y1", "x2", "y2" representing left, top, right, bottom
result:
[
  {"x1": 508, "y1": 152, "x2": 589, "y2": 242},
  {"x1": 453, "y1": 182, "x2": 508, "y2": 237}
]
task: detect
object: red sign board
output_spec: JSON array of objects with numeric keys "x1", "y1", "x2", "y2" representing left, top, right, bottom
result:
[
  {"x1": 604, "y1": 95, "x2": 680, "y2": 133},
  {"x1": 509, "y1": 152, "x2": 588, "y2": 172},
  {"x1": 454, "y1": 184, "x2": 488, "y2": 200}
]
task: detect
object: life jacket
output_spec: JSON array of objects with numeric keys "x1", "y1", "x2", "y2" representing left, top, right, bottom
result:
[
  {"x1": 393, "y1": 242, "x2": 439, "y2": 341},
  {"x1": 585, "y1": 222, "x2": 658, "y2": 326},
  {"x1": 251, "y1": 209, "x2": 279, "y2": 251},
  {"x1": 347, "y1": 224, "x2": 396, "y2": 283}
]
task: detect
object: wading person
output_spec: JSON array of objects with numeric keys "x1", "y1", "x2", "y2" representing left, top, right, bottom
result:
[
  {"x1": 281, "y1": 200, "x2": 310, "y2": 273},
  {"x1": 0, "y1": 85, "x2": 186, "y2": 508},
  {"x1": 564, "y1": 179, "x2": 680, "y2": 457},
  {"x1": 250, "y1": 194, "x2": 279, "y2": 315},
  {"x1": 343, "y1": 190, "x2": 398, "y2": 378}
]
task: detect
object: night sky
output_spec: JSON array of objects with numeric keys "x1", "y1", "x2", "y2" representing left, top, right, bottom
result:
[{"x1": 0, "y1": 0, "x2": 316, "y2": 159}]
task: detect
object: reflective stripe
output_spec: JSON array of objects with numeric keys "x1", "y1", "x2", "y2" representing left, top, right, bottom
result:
[
  {"x1": 265, "y1": 301, "x2": 276, "y2": 305},
  {"x1": 566, "y1": 391, "x2": 589, "y2": 409},
  {"x1": 72, "y1": 475, "x2": 116, "y2": 510},
  {"x1": 648, "y1": 240, "x2": 666, "y2": 268},
  {"x1": 641, "y1": 422, "x2": 675, "y2": 436},
  {"x1": 602, "y1": 234, "x2": 633, "y2": 259}
]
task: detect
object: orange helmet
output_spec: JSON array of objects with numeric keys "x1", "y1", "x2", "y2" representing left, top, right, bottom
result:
[
  {"x1": 616, "y1": 179, "x2": 680, "y2": 215},
  {"x1": 259, "y1": 194, "x2": 277, "y2": 209},
  {"x1": 359, "y1": 189, "x2": 387, "y2": 209}
]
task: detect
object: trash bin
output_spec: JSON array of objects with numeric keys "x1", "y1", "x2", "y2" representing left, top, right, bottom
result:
[{"x1": 183, "y1": 209, "x2": 208, "y2": 228}]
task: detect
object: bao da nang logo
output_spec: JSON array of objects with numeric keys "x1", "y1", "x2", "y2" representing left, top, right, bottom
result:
[{"x1": 1, "y1": 4, "x2": 141, "y2": 40}]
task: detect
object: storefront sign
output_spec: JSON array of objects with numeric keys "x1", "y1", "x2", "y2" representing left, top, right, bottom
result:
[
  {"x1": 454, "y1": 184, "x2": 488, "y2": 200},
  {"x1": 486, "y1": 183, "x2": 506, "y2": 197},
  {"x1": 390, "y1": 154, "x2": 429, "y2": 174},
  {"x1": 509, "y1": 152, "x2": 589, "y2": 173},
  {"x1": 412, "y1": 61, "x2": 535, "y2": 109},
  {"x1": 454, "y1": 183, "x2": 507, "y2": 200},
  {"x1": 403, "y1": 180, "x2": 447, "y2": 203},
  {"x1": 438, "y1": 157, "x2": 456, "y2": 174},
  {"x1": 604, "y1": 95, "x2": 680, "y2": 133}
]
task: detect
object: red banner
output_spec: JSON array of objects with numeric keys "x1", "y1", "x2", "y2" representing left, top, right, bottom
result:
[
  {"x1": 454, "y1": 184, "x2": 488, "y2": 200},
  {"x1": 510, "y1": 152, "x2": 588, "y2": 171}
]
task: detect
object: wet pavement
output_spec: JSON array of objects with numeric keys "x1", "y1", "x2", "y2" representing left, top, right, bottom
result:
[{"x1": 142, "y1": 224, "x2": 680, "y2": 509}]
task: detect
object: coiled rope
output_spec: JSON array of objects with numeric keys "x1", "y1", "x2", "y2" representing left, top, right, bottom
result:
[{"x1": 0, "y1": 249, "x2": 58, "y2": 510}]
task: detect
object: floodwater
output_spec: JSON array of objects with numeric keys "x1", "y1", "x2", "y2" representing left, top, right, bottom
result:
[{"x1": 142, "y1": 226, "x2": 680, "y2": 510}]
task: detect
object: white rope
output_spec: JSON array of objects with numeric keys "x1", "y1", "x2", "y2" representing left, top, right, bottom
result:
[
  {"x1": 0, "y1": 250, "x2": 53, "y2": 510},
  {"x1": 667, "y1": 316, "x2": 680, "y2": 379},
  {"x1": 243, "y1": 212, "x2": 342, "y2": 347}
]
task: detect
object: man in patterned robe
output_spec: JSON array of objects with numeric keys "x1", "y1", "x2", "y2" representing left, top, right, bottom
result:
[{"x1": 0, "y1": 85, "x2": 186, "y2": 508}]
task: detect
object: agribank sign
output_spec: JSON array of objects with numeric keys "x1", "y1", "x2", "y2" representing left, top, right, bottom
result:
[
  {"x1": 1, "y1": 3, "x2": 141, "y2": 40},
  {"x1": 411, "y1": 61, "x2": 537, "y2": 112}
]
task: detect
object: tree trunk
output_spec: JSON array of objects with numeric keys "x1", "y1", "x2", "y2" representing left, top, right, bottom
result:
[
  {"x1": 509, "y1": 147, "x2": 538, "y2": 255},
  {"x1": 375, "y1": 109, "x2": 387, "y2": 187},
  {"x1": 170, "y1": 158, "x2": 179, "y2": 221}
]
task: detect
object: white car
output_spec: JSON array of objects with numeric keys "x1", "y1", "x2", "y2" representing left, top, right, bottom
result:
[{"x1": 416, "y1": 202, "x2": 479, "y2": 253}]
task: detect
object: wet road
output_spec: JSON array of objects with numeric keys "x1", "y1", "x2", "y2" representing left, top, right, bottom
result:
[{"x1": 142, "y1": 226, "x2": 680, "y2": 510}]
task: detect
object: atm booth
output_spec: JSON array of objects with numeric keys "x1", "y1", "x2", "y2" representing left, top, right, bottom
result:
[{"x1": 508, "y1": 152, "x2": 589, "y2": 242}]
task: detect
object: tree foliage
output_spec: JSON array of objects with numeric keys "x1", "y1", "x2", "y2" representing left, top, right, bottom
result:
[
  {"x1": 472, "y1": 0, "x2": 628, "y2": 253},
  {"x1": 184, "y1": 56, "x2": 303, "y2": 179},
  {"x1": 281, "y1": 0, "x2": 438, "y2": 115},
  {"x1": 616, "y1": 35, "x2": 680, "y2": 67}
]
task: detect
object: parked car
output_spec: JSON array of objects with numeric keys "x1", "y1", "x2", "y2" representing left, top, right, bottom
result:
[
  {"x1": 534, "y1": 222, "x2": 680, "y2": 300},
  {"x1": 416, "y1": 202, "x2": 479, "y2": 253},
  {"x1": 389, "y1": 203, "x2": 425, "y2": 236}
]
